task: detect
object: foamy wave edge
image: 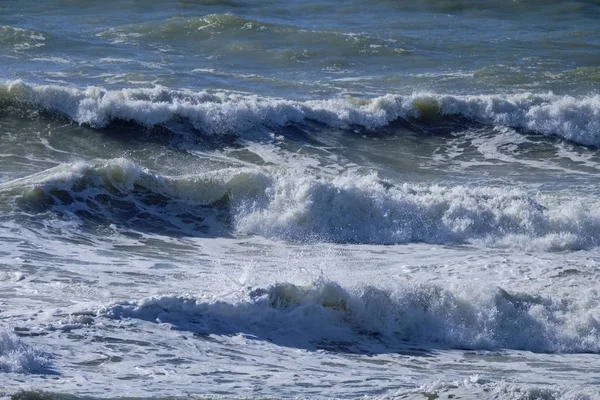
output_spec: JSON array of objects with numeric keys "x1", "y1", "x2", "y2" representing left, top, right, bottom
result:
[
  {"x1": 1, "y1": 80, "x2": 599, "y2": 145},
  {"x1": 0, "y1": 329, "x2": 55, "y2": 374},
  {"x1": 98, "y1": 280, "x2": 600, "y2": 354},
  {"x1": 4, "y1": 158, "x2": 600, "y2": 251}
]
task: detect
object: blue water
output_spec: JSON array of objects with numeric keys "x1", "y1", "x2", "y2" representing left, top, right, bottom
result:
[{"x1": 1, "y1": 1, "x2": 600, "y2": 399}]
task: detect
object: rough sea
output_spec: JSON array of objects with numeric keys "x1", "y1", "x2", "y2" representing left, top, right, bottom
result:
[{"x1": 1, "y1": 1, "x2": 600, "y2": 399}]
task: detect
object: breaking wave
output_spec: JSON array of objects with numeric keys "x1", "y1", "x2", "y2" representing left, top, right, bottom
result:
[
  {"x1": 3, "y1": 158, "x2": 600, "y2": 250},
  {"x1": 99, "y1": 279, "x2": 600, "y2": 354},
  {"x1": 1, "y1": 80, "x2": 599, "y2": 145}
]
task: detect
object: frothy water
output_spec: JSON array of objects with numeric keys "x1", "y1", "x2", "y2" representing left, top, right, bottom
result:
[
  {"x1": 2, "y1": 80, "x2": 599, "y2": 144},
  {"x1": 100, "y1": 279, "x2": 600, "y2": 354},
  {"x1": 0, "y1": 331, "x2": 54, "y2": 375},
  {"x1": 2, "y1": 1, "x2": 600, "y2": 399},
  {"x1": 4, "y1": 158, "x2": 600, "y2": 251}
]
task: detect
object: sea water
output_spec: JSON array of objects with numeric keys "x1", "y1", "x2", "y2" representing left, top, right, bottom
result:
[{"x1": 1, "y1": 1, "x2": 600, "y2": 399}]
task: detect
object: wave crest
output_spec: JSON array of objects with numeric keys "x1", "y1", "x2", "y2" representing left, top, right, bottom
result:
[
  {"x1": 234, "y1": 171, "x2": 600, "y2": 251},
  {"x1": 3, "y1": 159, "x2": 600, "y2": 250},
  {"x1": 1, "y1": 80, "x2": 599, "y2": 145},
  {"x1": 100, "y1": 280, "x2": 600, "y2": 354},
  {"x1": 96, "y1": 13, "x2": 408, "y2": 61},
  {"x1": 0, "y1": 26, "x2": 46, "y2": 51}
]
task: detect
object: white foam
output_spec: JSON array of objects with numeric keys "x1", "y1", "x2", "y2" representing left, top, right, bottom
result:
[
  {"x1": 99, "y1": 279, "x2": 600, "y2": 354},
  {"x1": 232, "y1": 170, "x2": 600, "y2": 251},
  {"x1": 1, "y1": 80, "x2": 599, "y2": 145},
  {"x1": 4, "y1": 159, "x2": 600, "y2": 251},
  {"x1": 0, "y1": 329, "x2": 54, "y2": 374},
  {"x1": 0, "y1": 158, "x2": 263, "y2": 207}
]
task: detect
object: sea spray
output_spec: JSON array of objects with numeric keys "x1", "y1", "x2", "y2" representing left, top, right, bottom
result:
[
  {"x1": 100, "y1": 279, "x2": 600, "y2": 353},
  {"x1": 4, "y1": 158, "x2": 600, "y2": 250},
  {"x1": 1, "y1": 80, "x2": 599, "y2": 144}
]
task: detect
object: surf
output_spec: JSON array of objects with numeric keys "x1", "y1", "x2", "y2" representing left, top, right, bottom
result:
[
  {"x1": 2, "y1": 80, "x2": 599, "y2": 146},
  {"x1": 2, "y1": 158, "x2": 600, "y2": 251},
  {"x1": 96, "y1": 279, "x2": 600, "y2": 354}
]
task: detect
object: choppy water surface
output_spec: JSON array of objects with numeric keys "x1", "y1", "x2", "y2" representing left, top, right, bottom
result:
[{"x1": 1, "y1": 1, "x2": 600, "y2": 399}]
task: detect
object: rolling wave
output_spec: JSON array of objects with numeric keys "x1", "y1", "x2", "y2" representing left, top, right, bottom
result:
[
  {"x1": 99, "y1": 279, "x2": 600, "y2": 354},
  {"x1": 0, "y1": 159, "x2": 240, "y2": 237},
  {"x1": 96, "y1": 13, "x2": 408, "y2": 60},
  {"x1": 1, "y1": 80, "x2": 599, "y2": 145},
  {"x1": 3, "y1": 158, "x2": 600, "y2": 250},
  {"x1": 0, "y1": 26, "x2": 46, "y2": 51}
]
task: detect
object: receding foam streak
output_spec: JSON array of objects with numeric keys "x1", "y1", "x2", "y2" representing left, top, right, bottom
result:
[
  {"x1": 1, "y1": 80, "x2": 599, "y2": 145},
  {"x1": 4, "y1": 158, "x2": 600, "y2": 251},
  {"x1": 100, "y1": 280, "x2": 600, "y2": 354}
]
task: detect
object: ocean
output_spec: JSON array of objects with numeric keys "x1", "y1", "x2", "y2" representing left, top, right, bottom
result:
[{"x1": 1, "y1": 1, "x2": 600, "y2": 399}]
